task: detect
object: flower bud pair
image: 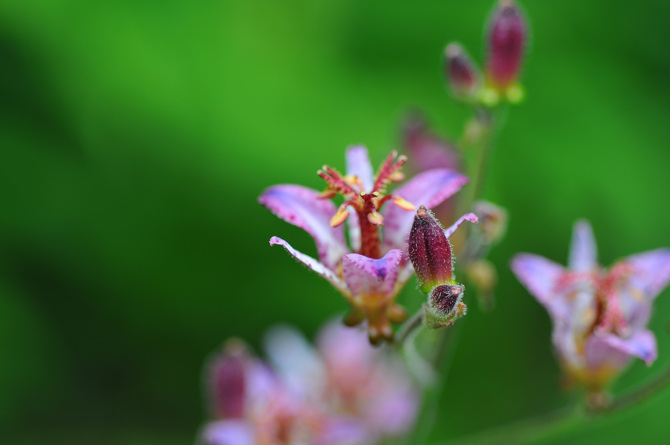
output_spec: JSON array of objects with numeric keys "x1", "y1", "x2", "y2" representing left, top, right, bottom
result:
[
  {"x1": 445, "y1": 1, "x2": 528, "y2": 106},
  {"x1": 409, "y1": 206, "x2": 467, "y2": 326}
]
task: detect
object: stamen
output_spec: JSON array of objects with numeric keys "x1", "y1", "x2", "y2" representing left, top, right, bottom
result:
[
  {"x1": 392, "y1": 196, "x2": 416, "y2": 211},
  {"x1": 367, "y1": 212, "x2": 384, "y2": 226},
  {"x1": 330, "y1": 207, "x2": 351, "y2": 227}
]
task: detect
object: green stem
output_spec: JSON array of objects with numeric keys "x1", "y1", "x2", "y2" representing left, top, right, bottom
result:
[
  {"x1": 433, "y1": 365, "x2": 670, "y2": 445},
  {"x1": 403, "y1": 321, "x2": 464, "y2": 445},
  {"x1": 394, "y1": 309, "x2": 425, "y2": 349}
]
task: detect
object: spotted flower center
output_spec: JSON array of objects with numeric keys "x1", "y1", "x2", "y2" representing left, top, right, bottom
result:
[
  {"x1": 318, "y1": 151, "x2": 415, "y2": 259},
  {"x1": 557, "y1": 263, "x2": 633, "y2": 338}
]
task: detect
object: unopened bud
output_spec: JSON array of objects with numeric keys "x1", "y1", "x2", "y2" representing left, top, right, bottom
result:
[
  {"x1": 424, "y1": 284, "x2": 467, "y2": 328},
  {"x1": 486, "y1": 1, "x2": 527, "y2": 100},
  {"x1": 409, "y1": 206, "x2": 454, "y2": 294},
  {"x1": 208, "y1": 340, "x2": 247, "y2": 419},
  {"x1": 430, "y1": 284, "x2": 464, "y2": 316},
  {"x1": 467, "y1": 259, "x2": 497, "y2": 311},
  {"x1": 473, "y1": 201, "x2": 508, "y2": 245},
  {"x1": 445, "y1": 43, "x2": 481, "y2": 101}
]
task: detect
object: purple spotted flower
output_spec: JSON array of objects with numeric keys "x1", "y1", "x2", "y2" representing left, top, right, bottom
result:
[
  {"x1": 199, "y1": 321, "x2": 419, "y2": 445},
  {"x1": 511, "y1": 220, "x2": 670, "y2": 391},
  {"x1": 260, "y1": 146, "x2": 474, "y2": 344}
]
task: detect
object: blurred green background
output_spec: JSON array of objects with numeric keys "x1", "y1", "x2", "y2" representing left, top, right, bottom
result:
[{"x1": 2, "y1": 0, "x2": 670, "y2": 443}]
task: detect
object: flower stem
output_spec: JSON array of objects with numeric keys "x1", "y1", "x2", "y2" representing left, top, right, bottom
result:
[
  {"x1": 433, "y1": 364, "x2": 670, "y2": 445},
  {"x1": 394, "y1": 309, "x2": 425, "y2": 348},
  {"x1": 403, "y1": 320, "x2": 464, "y2": 445}
]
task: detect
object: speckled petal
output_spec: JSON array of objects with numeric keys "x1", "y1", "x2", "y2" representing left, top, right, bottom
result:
[
  {"x1": 270, "y1": 237, "x2": 349, "y2": 296},
  {"x1": 200, "y1": 419, "x2": 254, "y2": 445},
  {"x1": 342, "y1": 249, "x2": 403, "y2": 299},
  {"x1": 259, "y1": 185, "x2": 348, "y2": 269},
  {"x1": 511, "y1": 253, "x2": 566, "y2": 318},
  {"x1": 382, "y1": 169, "x2": 468, "y2": 250},
  {"x1": 568, "y1": 220, "x2": 598, "y2": 272},
  {"x1": 345, "y1": 145, "x2": 374, "y2": 193},
  {"x1": 444, "y1": 212, "x2": 479, "y2": 238}
]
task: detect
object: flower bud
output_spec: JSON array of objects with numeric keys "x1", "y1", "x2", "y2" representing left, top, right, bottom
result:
[
  {"x1": 207, "y1": 340, "x2": 247, "y2": 419},
  {"x1": 445, "y1": 43, "x2": 481, "y2": 101},
  {"x1": 485, "y1": 1, "x2": 527, "y2": 102},
  {"x1": 430, "y1": 283, "x2": 464, "y2": 316},
  {"x1": 473, "y1": 200, "x2": 508, "y2": 245},
  {"x1": 467, "y1": 259, "x2": 497, "y2": 311},
  {"x1": 409, "y1": 206, "x2": 454, "y2": 294},
  {"x1": 424, "y1": 284, "x2": 467, "y2": 328}
]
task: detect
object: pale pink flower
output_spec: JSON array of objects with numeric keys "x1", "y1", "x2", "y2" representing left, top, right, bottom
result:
[{"x1": 511, "y1": 220, "x2": 670, "y2": 390}]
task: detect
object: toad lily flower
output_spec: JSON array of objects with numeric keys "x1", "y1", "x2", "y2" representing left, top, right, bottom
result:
[
  {"x1": 511, "y1": 220, "x2": 670, "y2": 393},
  {"x1": 259, "y1": 146, "x2": 473, "y2": 344}
]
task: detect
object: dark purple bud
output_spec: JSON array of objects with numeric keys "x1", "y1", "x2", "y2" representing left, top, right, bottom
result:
[
  {"x1": 445, "y1": 43, "x2": 481, "y2": 99},
  {"x1": 409, "y1": 206, "x2": 454, "y2": 294},
  {"x1": 429, "y1": 284, "x2": 464, "y2": 316},
  {"x1": 208, "y1": 340, "x2": 247, "y2": 419},
  {"x1": 486, "y1": 1, "x2": 527, "y2": 90}
]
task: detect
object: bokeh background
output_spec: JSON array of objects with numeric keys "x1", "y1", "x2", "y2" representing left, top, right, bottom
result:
[{"x1": 2, "y1": 0, "x2": 670, "y2": 443}]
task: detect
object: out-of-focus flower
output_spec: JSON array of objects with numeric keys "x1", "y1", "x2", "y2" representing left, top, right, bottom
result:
[
  {"x1": 409, "y1": 206, "x2": 473, "y2": 327},
  {"x1": 484, "y1": 0, "x2": 528, "y2": 104},
  {"x1": 199, "y1": 322, "x2": 419, "y2": 445},
  {"x1": 260, "y1": 146, "x2": 472, "y2": 343},
  {"x1": 511, "y1": 221, "x2": 670, "y2": 392},
  {"x1": 445, "y1": 43, "x2": 482, "y2": 102},
  {"x1": 401, "y1": 111, "x2": 462, "y2": 226}
]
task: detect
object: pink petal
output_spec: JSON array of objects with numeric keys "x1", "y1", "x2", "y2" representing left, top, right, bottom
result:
[
  {"x1": 568, "y1": 220, "x2": 598, "y2": 272},
  {"x1": 201, "y1": 419, "x2": 254, "y2": 445},
  {"x1": 264, "y1": 325, "x2": 326, "y2": 399},
  {"x1": 345, "y1": 145, "x2": 374, "y2": 193},
  {"x1": 270, "y1": 237, "x2": 349, "y2": 296},
  {"x1": 586, "y1": 330, "x2": 657, "y2": 369},
  {"x1": 444, "y1": 212, "x2": 479, "y2": 238},
  {"x1": 383, "y1": 169, "x2": 468, "y2": 250},
  {"x1": 625, "y1": 248, "x2": 670, "y2": 300},
  {"x1": 259, "y1": 185, "x2": 348, "y2": 269},
  {"x1": 511, "y1": 253, "x2": 566, "y2": 317},
  {"x1": 320, "y1": 417, "x2": 376, "y2": 445},
  {"x1": 342, "y1": 250, "x2": 403, "y2": 299}
]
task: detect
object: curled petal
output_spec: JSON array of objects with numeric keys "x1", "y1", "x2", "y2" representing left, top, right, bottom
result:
[
  {"x1": 345, "y1": 145, "x2": 374, "y2": 193},
  {"x1": 586, "y1": 330, "x2": 657, "y2": 370},
  {"x1": 259, "y1": 185, "x2": 348, "y2": 269},
  {"x1": 625, "y1": 248, "x2": 670, "y2": 300},
  {"x1": 342, "y1": 250, "x2": 403, "y2": 300},
  {"x1": 444, "y1": 212, "x2": 479, "y2": 238},
  {"x1": 201, "y1": 419, "x2": 254, "y2": 445},
  {"x1": 269, "y1": 237, "x2": 349, "y2": 297},
  {"x1": 383, "y1": 169, "x2": 468, "y2": 250},
  {"x1": 569, "y1": 220, "x2": 598, "y2": 272},
  {"x1": 511, "y1": 254, "x2": 566, "y2": 318}
]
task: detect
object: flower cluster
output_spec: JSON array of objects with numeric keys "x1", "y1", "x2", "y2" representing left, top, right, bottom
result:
[
  {"x1": 260, "y1": 146, "x2": 474, "y2": 343},
  {"x1": 512, "y1": 221, "x2": 670, "y2": 393},
  {"x1": 199, "y1": 321, "x2": 419, "y2": 445}
]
